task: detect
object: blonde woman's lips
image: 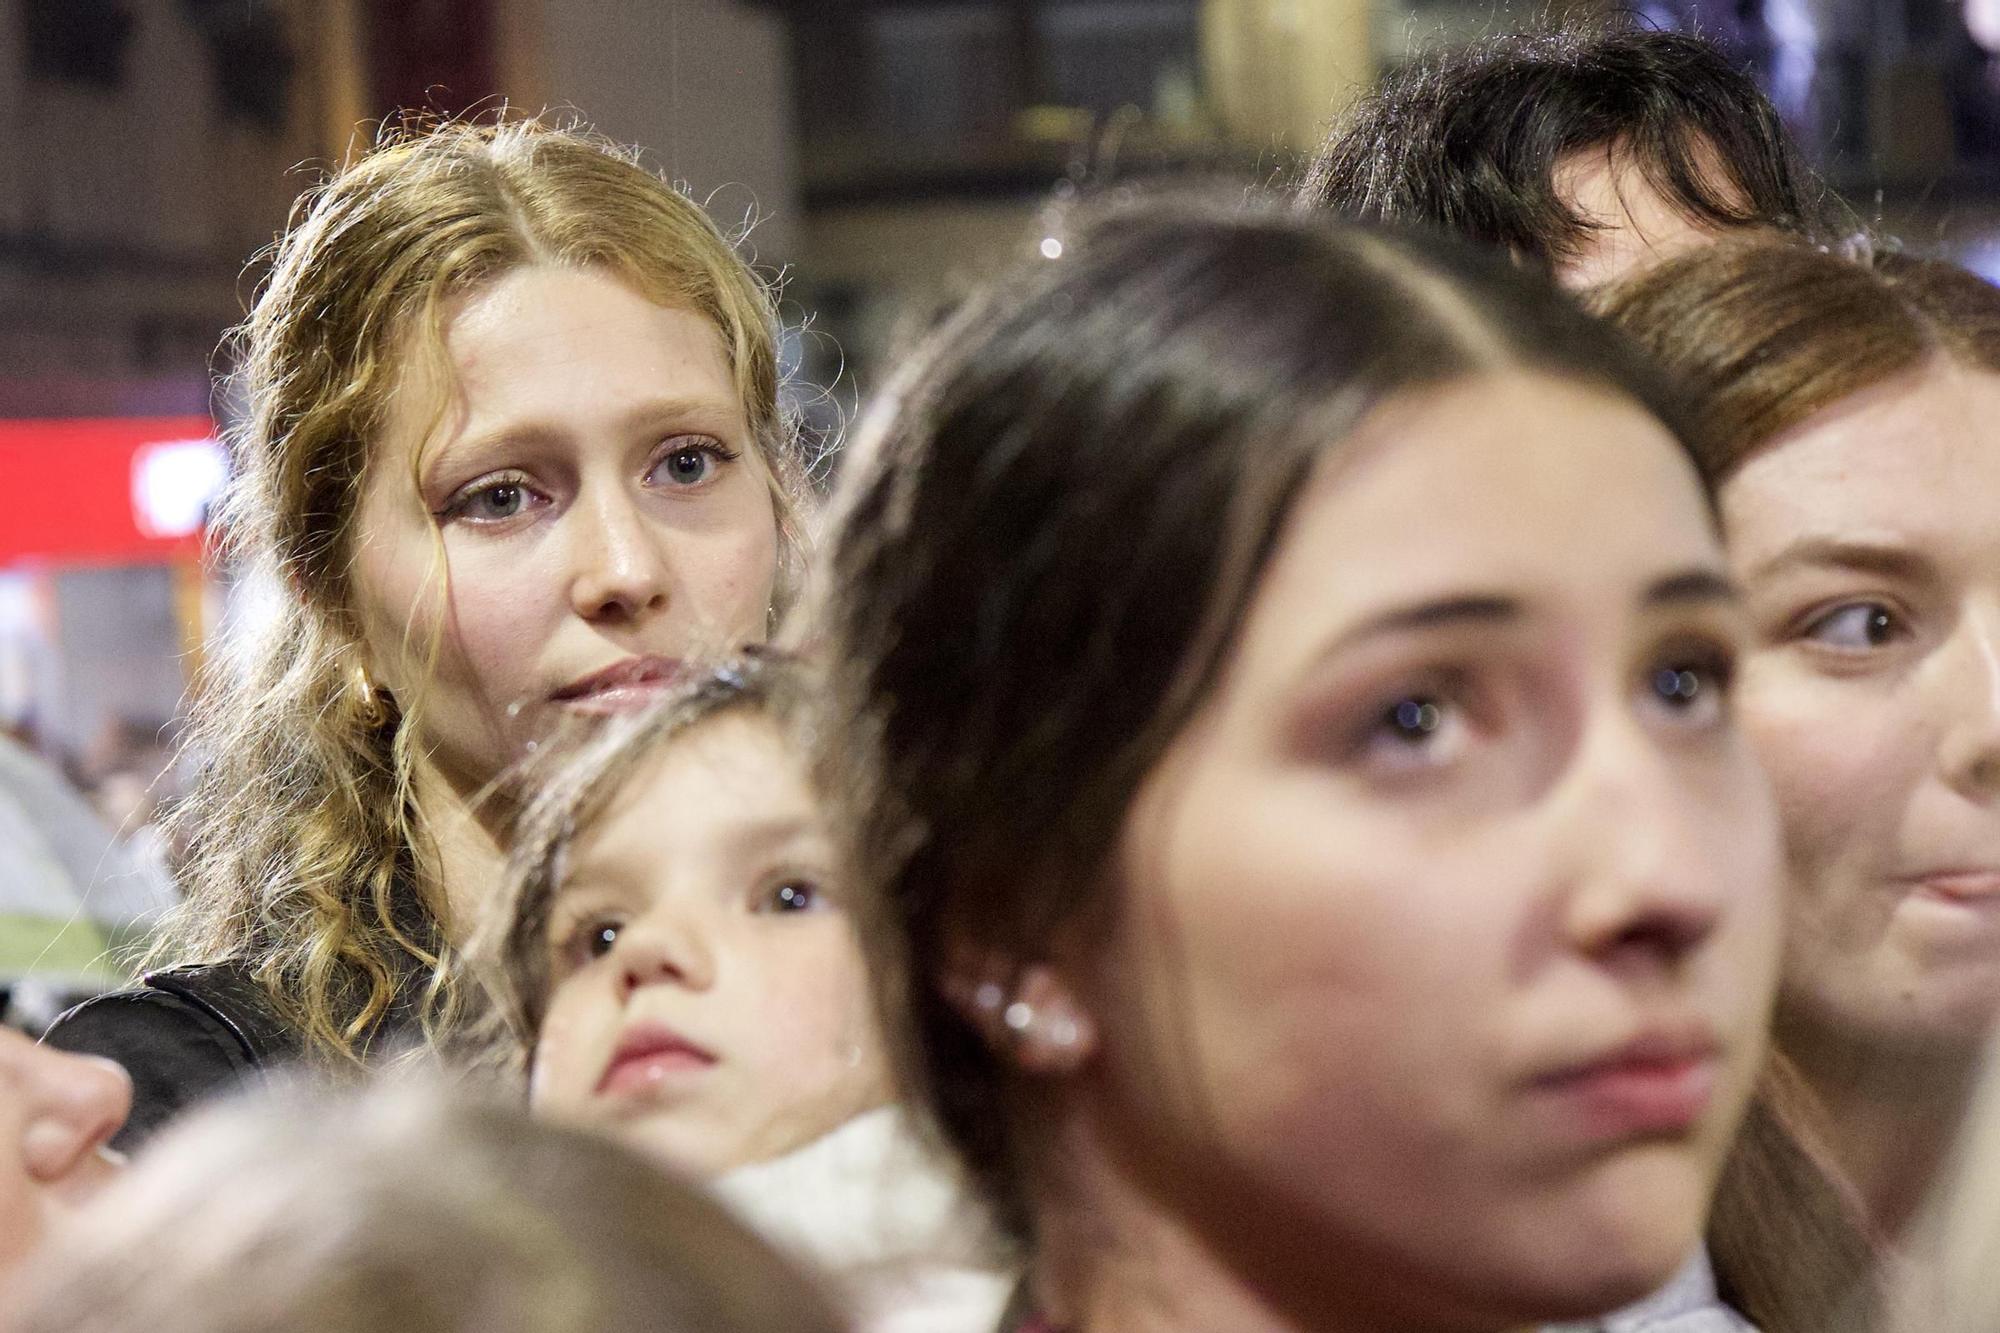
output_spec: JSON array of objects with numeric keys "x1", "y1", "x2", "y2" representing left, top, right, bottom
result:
[{"x1": 550, "y1": 656, "x2": 685, "y2": 713}]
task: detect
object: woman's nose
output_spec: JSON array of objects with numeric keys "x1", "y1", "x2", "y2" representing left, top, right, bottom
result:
[
  {"x1": 1936, "y1": 606, "x2": 2000, "y2": 802},
  {"x1": 568, "y1": 488, "x2": 673, "y2": 623},
  {"x1": 1554, "y1": 720, "x2": 1751, "y2": 975}
]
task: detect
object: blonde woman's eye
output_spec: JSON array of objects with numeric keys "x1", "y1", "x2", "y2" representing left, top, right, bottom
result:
[
  {"x1": 649, "y1": 437, "x2": 740, "y2": 489},
  {"x1": 439, "y1": 474, "x2": 544, "y2": 523},
  {"x1": 1803, "y1": 602, "x2": 1902, "y2": 651}
]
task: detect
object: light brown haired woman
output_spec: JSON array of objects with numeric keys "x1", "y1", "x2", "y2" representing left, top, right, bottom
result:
[
  {"x1": 1598, "y1": 239, "x2": 2000, "y2": 1328},
  {"x1": 43, "y1": 116, "x2": 809, "y2": 1145}
]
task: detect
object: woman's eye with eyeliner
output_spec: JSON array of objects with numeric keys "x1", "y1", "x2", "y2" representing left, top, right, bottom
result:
[
  {"x1": 1641, "y1": 647, "x2": 1734, "y2": 729},
  {"x1": 1355, "y1": 691, "x2": 1471, "y2": 773}
]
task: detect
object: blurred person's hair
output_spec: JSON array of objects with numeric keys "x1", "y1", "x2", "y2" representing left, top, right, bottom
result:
[
  {"x1": 5, "y1": 1077, "x2": 849, "y2": 1333},
  {"x1": 1297, "y1": 21, "x2": 1841, "y2": 271},
  {"x1": 811, "y1": 190, "x2": 1707, "y2": 1241},
  {"x1": 468, "y1": 651, "x2": 815, "y2": 1069},
  {"x1": 1592, "y1": 237, "x2": 2000, "y2": 483},
  {"x1": 1885, "y1": 1032, "x2": 2000, "y2": 1333},
  {"x1": 152, "y1": 115, "x2": 811, "y2": 1065},
  {"x1": 1587, "y1": 236, "x2": 2000, "y2": 1333}
]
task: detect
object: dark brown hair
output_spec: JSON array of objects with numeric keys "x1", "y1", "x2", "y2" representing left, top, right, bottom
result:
[
  {"x1": 1298, "y1": 21, "x2": 1841, "y2": 272},
  {"x1": 1594, "y1": 237, "x2": 2000, "y2": 483},
  {"x1": 815, "y1": 193, "x2": 1711, "y2": 1239}
]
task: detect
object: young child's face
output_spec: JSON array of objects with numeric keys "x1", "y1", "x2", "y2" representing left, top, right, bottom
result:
[{"x1": 529, "y1": 712, "x2": 891, "y2": 1173}]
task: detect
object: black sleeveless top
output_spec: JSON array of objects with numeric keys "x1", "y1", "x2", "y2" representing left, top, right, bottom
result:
[{"x1": 42, "y1": 962, "x2": 302, "y2": 1151}]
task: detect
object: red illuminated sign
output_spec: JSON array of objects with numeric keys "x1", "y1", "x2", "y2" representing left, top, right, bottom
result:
[{"x1": 0, "y1": 417, "x2": 222, "y2": 566}]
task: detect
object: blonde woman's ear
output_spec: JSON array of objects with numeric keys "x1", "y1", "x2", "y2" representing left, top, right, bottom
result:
[{"x1": 942, "y1": 959, "x2": 1097, "y2": 1076}]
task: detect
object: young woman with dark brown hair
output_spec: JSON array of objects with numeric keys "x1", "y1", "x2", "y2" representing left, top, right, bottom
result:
[{"x1": 814, "y1": 197, "x2": 1786, "y2": 1333}]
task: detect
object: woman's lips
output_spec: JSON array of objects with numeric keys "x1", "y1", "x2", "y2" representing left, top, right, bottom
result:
[
  {"x1": 1907, "y1": 869, "x2": 2000, "y2": 905},
  {"x1": 595, "y1": 1025, "x2": 717, "y2": 1098},
  {"x1": 549, "y1": 656, "x2": 684, "y2": 714},
  {"x1": 1529, "y1": 1029, "x2": 1720, "y2": 1141}
]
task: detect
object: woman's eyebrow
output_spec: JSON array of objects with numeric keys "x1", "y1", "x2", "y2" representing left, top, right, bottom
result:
[
  {"x1": 1642, "y1": 568, "x2": 1741, "y2": 608},
  {"x1": 1742, "y1": 537, "x2": 1935, "y2": 585},
  {"x1": 613, "y1": 395, "x2": 744, "y2": 435},
  {"x1": 1323, "y1": 594, "x2": 1523, "y2": 656}
]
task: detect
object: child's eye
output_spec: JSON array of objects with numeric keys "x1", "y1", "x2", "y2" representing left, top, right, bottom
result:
[
  {"x1": 759, "y1": 879, "x2": 823, "y2": 915},
  {"x1": 556, "y1": 918, "x2": 624, "y2": 969}
]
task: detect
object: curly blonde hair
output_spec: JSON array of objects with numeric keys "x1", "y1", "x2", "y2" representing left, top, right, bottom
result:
[{"x1": 154, "y1": 116, "x2": 808, "y2": 1064}]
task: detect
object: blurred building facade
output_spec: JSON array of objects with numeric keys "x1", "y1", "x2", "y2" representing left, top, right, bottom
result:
[{"x1": 6, "y1": 0, "x2": 2000, "y2": 763}]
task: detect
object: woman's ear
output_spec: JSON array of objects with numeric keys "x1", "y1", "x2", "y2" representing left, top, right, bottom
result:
[{"x1": 942, "y1": 958, "x2": 1098, "y2": 1076}]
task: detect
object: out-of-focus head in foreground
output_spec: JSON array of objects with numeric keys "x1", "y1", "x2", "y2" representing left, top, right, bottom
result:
[
  {"x1": 5, "y1": 1077, "x2": 849, "y2": 1333},
  {"x1": 818, "y1": 196, "x2": 1783, "y2": 1330},
  {"x1": 0, "y1": 1029, "x2": 128, "y2": 1284}
]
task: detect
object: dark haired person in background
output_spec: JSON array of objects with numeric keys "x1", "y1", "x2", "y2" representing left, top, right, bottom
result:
[{"x1": 1298, "y1": 22, "x2": 1846, "y2": 287}]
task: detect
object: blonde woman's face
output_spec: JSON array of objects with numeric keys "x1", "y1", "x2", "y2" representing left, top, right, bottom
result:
[
  {"x1": 351, "y1": 264, "x2": 781, "y2": 796},
  {"x1": 1725, "y1": 361, "x2": 2000, "y2": 1059},
  {"x1": 529, "y1": 714, "x2": 891, "y2": 1174},
  {"x1": 1080, "y1": 374, "x2": 1781, "y2": 1325},
  {"x1": 0, "y1": 1029, "x2": 128, "y2": 1278}
]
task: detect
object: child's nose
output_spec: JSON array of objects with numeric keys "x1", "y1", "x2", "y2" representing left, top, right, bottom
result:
[{"x1": 614, "y1": 915, "x2": 718, "y2": 997}]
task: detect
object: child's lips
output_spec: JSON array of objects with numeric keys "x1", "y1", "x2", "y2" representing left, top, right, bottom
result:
[{"x1": 596, "y1": 1024, "x2": 718, "y2": 1098}]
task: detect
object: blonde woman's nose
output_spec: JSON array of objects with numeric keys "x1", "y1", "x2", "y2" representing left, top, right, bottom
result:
[{"x1": 568, "y1": 488, "x2": 673, "y2": 622}]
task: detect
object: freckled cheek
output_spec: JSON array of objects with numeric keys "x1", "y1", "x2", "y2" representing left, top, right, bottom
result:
[
  {"x1": 677, "y1": 504, "x2": 781, "y2": 638},
  {"x1": 444, "y1": 555, "x2": 560, "y2": 681},
  {"x1": 1738, "y1": 664, "x2": 1916, "y2": 889}
]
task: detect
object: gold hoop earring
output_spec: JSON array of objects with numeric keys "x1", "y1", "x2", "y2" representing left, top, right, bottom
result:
[{"x1": 352, "y1": 663, "x2": 391, "y2": 727}]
